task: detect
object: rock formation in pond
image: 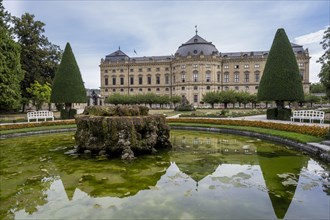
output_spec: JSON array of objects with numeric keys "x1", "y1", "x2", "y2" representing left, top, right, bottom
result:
[{"x1": 75, "y1": 106, "x2": 172, "y2": 160}]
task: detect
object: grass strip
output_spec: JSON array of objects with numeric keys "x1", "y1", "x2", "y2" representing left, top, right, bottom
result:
[
  {"x1": 0, "y1": 124, "x2": 77, "y2": 135},
  {"x1": 168, "y1": 122, "x2": 323, "y2": 143}
]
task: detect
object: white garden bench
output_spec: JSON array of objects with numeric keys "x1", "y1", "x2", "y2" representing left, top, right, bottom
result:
[
  {"x1": 290, "y1": 110, "x2": 324, "y2": 124},
  {"x1": 27, "y1": 110, "x2": 54, "y2": 122}
]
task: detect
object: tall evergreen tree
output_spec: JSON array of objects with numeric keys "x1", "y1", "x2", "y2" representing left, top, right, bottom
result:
[
  {"x1": 317, "y1": 26, "x2": 330, "y2": 98},
  {"x1": 0, "y1": 1, "x2": 24, "y2": 111},
  {"x1": 257, "y1": 28, "x2": 304, "y2": 109},
  {"x1": 12, "y1": 13, "x2": 62, "y2": 111},
  {"x1": 51, "y1": 43, "x2": 86, "y2": 110}
]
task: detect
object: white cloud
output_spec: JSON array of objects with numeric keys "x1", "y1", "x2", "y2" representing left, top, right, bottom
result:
[
  {"x1": 294, "y1": 27, "x2": 328, "y2": 83},
  {"x1": 294, "y1": 28, "x2": 326, "y2": 45}
]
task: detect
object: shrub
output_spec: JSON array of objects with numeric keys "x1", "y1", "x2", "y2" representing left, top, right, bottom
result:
[
  {"x1": 277, "y1": 108, "x2": 292, "y2": 121},
  {"x1": 267, "y1": 108, "x2": 277, "y2": 119},
  {"x1": 82, "y1": 106, "x2": 149, "y2": 116},
  {"x1": 60, "y1": 109, "x2": 77, "y2": 119}
]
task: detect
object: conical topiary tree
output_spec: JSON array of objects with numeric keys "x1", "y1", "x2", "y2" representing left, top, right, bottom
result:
[
  {"x1": 51, "y1": 43, "x2": 86, "y2": 118},
  {"x1": 257, "y1": 28, "x2": 304, "y2": 109}
]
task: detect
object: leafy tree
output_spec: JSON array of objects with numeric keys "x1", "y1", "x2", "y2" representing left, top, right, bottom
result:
[
  {"x1": 12, "y1": 13, "x2": 62, "y2": 111},
  {"x1": 0, "y1": 1, "x2": 24, "y2": 111},
  {"x1": 317, "y1": 26, "x2": 330, "y2": 98},
  {"x1": 51, "y1": 43, "x2": 86, "y2": 110},
  {"x1": 26, "y1": 81, "x2": 51, "y2": 110},
  {"x1": 219, "y1": 90, "x2": 236, "y2": 109},
  {"x1": 202, "y1": 91, "x2": 220, "y2": 108},
  {"x1": 171, "y1": 95, "x2": 181, "y2": 107},
  {"x1": 249, "y1": 94, "x2": 259, "y2": 109},
  {"x1": 257, "y1": 28, "x2": 304, "y2": 109},
  {"x1": 235, "y1": 91, "x2": 251, "y2": 108},
  {"x1": 310, "y1": 82, "x2": 326, "y2": 94},
  {"x1": 303, "y1": 94, "x2": 320, "y2": 108}
]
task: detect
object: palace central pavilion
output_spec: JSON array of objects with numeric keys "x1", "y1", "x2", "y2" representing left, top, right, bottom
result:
[{"x1": 100, "y1": 31, "x2": 310, "y2": 106}]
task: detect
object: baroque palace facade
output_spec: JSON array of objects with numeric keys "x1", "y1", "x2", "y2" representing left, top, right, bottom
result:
[{"x1": 100, "y1": 31, "x2": 310, "y2": 106}]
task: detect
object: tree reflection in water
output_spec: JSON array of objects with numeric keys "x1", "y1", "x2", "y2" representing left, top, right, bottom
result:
[{"x1": 0, "y1": 131, "x2": 329, "y2": 219}]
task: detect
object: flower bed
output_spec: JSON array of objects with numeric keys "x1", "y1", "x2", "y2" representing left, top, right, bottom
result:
[{"x1": 166, "y1": 118, "x2": 329, "y2": 137}]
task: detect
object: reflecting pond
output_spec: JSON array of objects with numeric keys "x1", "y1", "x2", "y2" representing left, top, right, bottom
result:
[{"x1": 0, "y1": 130, "x2": 329, "y2": 219}]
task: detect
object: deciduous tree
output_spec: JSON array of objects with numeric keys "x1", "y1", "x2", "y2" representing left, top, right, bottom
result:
[
  {"x1": 12, "y1": 13, "x2": 62, "y2": 111},
  {"x1": 317, "y1": 27, "x2": 330, "y2": 98},
  {"x1": 0, "y1": 1, "x2": 24, "y2": 111}
]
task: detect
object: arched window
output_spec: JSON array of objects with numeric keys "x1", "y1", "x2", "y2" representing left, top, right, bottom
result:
[{"x1": 193, "y1": 70, "x2": 198, "y2": 82}]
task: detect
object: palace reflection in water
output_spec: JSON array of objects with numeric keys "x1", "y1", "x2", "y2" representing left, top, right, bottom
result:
[{"x1": 0, "y1": 131, "x2": 329, "y2": 219}]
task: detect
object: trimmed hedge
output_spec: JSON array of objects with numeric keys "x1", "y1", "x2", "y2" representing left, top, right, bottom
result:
[
  {"x1": 60, "y1": 109, "x2": 77, "y2": 119},
  {"x1": 267, "y1": 108, "x2": 292, "y2": 120},
  {"x1": 82, "y1": 105, "x2": 149, "y2": 116},
  {"x1": 166, "y1": 118, "x2": 328, "y2": 138}
]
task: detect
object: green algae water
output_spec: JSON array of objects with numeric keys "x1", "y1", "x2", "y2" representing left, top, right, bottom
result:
[{"x1": 0, "y1": 130, "x2": 329, "y2": 220}]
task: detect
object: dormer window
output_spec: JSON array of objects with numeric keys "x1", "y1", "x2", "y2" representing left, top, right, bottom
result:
[
  {"x1": 194, "y1": 39, "x2": 198, "y2": 42},
  {"x1": 193, "y1": 50, "x2": 198, "y2": 54}
]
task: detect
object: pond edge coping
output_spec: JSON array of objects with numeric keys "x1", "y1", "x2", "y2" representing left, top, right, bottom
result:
[{"x1": 1, "y1": 126, "x2": 329, "y2": 163}]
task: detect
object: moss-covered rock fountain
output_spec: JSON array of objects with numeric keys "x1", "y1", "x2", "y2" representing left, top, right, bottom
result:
[{"x1": 75, "y1": 106, "x2": 172, "y2": 160}]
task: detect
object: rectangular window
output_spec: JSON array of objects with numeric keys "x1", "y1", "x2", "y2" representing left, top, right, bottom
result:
[
  {"x1": 194, "y1": 86, "x2": 198, "y2": 90},
  {"x1": 299, "y1": 63, "x2": 304, "y2": 67},
  {"x1": 181, "y1": 87, "x2": 185, "y2": 90},
  {"x1": 224, "y1": 74, "x2": 229, "y2": 83},
  {"x1": 206, "y1": 64, "x2": 211, "y2": 68},
  {"x1": 234, "y1": 73, "x2": 239, "y2": 83},
  {"x1": 193, "y1": 64, "x2": 198, "y2": 69},
  {"x1": 120, "y1": 77, "x2": 124, "y2": 85},
  {"x1": 147, "y1": 68, "x2": 151, "y2": 72},
  {"x1": 148, "y1": 88, "x2": 151, "y2": 91},
  {"x1": 147, "y1": 76, "x2": 151, "y2": 84},
  {"x1": 156, "y1": 88, "x2": 160, "y2": 91},
  {"x1": 112, "y1": 78, "x2": 116, "y2": 85},
  {"x1": 139, "y1": 76, "x2": 143, "y2": 85},
  {"x1": 138, "y1": 68, "x2": 143, "y2": 72},
  {"x1": 156, "y1": 67, "x2": 160, "y2": 71},
  {"x1": 224, "y1": 65, "x2": 229, "y2": 69},
  {"x1": 194, "y1": 95, "x2": 198, "y2": 103},
  {"x1": 165, "y1": 75, "x2": 169, "y2": 84},
  {"x1": 105, "y1": 78, "x2": 108, "y2": 86},
  {"x1": 244, "y1": 64, "x2": 249, "y2": 69},
  {"x1": 130, "y1": 68, "x2": 134, "y2": 72},
  {"x1": 120, "y1": 69, "x2": 124, "y2": 73},
  {"x1": 217, "y1": 73, "x2": 220, "y2": 82},
  {"x1": 255, "y1": 73, "x2": 260, "y2": 82},
  {"x1": 181, "y1": 65, "x2": 186, "y2": 69},
  {"x1": 112, "y1": 69, "x2": 116, "y2": 73},
  {"x1": 130, "y1": 76, "x2": 134, "y2": 85},
  {"x1": 156, "y1": 76, "x2": 160, "y2": 84},
  {"x1": 139, "y1": 88, "x2": 143, "y2": 92},
  {"x1": 245, "y1": 73, "x2": 249, "y2": 82},
  {"x1": 254, "y1": 64, "x2": 260, "y2": 68},
  {"x1": 206, "y1": 73, "x2": 211, "y2": 82},
  {"x1": 193, "y1": 72, "x2": 198, "y2": 82},
  {"x1": 234, "y1": 65, "x2": 239, "y2": 69},
  {"x1": 105, "y1": 70, "x2": 108, "y2": 73},
  {"x1": 165, "y1": 67, "x2": 169, "y2": 71}
]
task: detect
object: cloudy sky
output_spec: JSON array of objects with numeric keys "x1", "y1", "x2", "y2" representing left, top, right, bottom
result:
[{"x1": 3, "y1": 0, "x2": 329, "y2": 89}]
